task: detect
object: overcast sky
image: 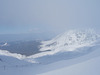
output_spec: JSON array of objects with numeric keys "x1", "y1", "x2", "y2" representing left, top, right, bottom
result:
[{"x1": 0, "y1": 0, "x2": 100, "y2": 34}]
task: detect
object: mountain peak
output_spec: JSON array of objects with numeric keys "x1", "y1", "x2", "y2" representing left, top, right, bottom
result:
[{"x1": 40, "y1": 29, "x2": 100, "y2": 52}]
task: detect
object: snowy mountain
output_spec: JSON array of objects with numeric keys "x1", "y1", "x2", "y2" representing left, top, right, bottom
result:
[
  {"x1": 0, "y1": 41, "x2": 41, "y2": 56},
  {"x1": 0, "y1": 29, "x2": 100, "y2": 75},
  {"x1": 40, "y1": 30, "x2": 100, "y2": 52},
  {"x1": 26, "y1": 30, "x2": 100, "y2": 63}
]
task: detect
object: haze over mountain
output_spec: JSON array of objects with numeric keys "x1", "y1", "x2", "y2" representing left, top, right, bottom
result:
[{"x1": 0, "y1": 0, "x2": 100, "y2": 74}]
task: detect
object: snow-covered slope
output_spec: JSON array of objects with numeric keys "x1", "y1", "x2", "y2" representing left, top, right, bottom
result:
[
  {"x1": 26, "y1": 30, "x2": 100, "y2": 63},
  {"x1": 0, "y1": 29, "x2": 100, "y2": 75},
  {"x1": 39, "y1": 55, "x2": 100, "y2": 75},
  {"x1": 0, "y1": 30, "x2": 100, "y2": 63},
  {"x1": 0, "y1": 43, "x2": 100, "y2": 75},
  {"x1": 40, "y1": 30, "x2": 100, "y2": 52},
  {"x1": 0, "y1": 50, "x2": 26, "y2": 60}
]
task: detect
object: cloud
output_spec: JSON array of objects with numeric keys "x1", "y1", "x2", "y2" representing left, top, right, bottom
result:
[{"x1": 0, "y1": 0, "x2": 100, "y2": 34}]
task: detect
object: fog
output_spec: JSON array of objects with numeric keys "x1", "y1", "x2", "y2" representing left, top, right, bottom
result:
[{"x1": 0, "y1": 0, "x2": 100, "y2": 34}]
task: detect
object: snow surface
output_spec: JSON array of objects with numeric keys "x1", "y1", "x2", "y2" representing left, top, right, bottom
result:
[
  {"x1": 26, "y1": 29, "x2": 100, "y2": 62},
  {"x1": 0, "y1": 29, "x2": 100, "y2": 75},
  {"x1": 40, "y1": 30, "x2": 100, "y2": 52},
  {"x1": 0, "y1": 44, "x2": 100, "y2": 75},
  {"x1": 38, "y1": 55, "x2": 100, "y2": 75},
  {"x1": 0, "y1": 50, "x2": 26, "y2": 59}
]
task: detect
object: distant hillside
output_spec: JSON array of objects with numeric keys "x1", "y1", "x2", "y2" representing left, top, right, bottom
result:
[{"x1": 0, "y1": 41, "x2": 41, "y2": 56}]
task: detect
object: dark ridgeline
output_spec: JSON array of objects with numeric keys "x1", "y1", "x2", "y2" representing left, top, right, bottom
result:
[{"x1": 0, "y1": 41, "x2": 41, "y2": 56}]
